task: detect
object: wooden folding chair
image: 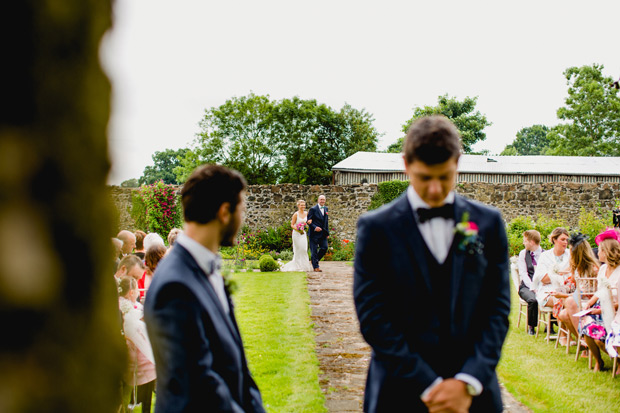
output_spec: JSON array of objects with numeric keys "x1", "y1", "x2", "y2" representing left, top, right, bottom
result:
[
  {"x1": 536, "y1": 306, "x2": 557, "y2": 343},
  {"x1": 510, "y1": 260, "x2": 528, "y2": 330}
]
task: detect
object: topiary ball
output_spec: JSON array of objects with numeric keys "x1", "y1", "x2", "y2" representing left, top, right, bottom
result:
[{"x1": 258, "y1": 255, "x2": 279, "y2": 272}]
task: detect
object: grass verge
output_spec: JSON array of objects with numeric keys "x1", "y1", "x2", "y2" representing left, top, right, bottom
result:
[
  {"x1": 233, "y1": 271, "x2": 327, "y2": 413},
  {"x1": 498, "y1": 282, "x2": 620, "y2": 412}
]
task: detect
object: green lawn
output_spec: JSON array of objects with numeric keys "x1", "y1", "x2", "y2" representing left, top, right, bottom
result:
[
  {"x1": 498, "y1": 283, "x2": 620, "y2": 412},
  {"x1": 233, "y1": 271, "x2": 327, "y2": 413}
]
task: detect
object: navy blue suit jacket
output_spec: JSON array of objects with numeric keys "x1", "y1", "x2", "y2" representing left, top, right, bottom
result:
[
  {"x1": 353, "y1": 193, "x2": 510, "y2": 412},
  {"x1": 144, "y1": 244, "x2": 264, "y2": 413},
  {"x1": 307, "y1": 205, "x2": 329, "y2": 240}
]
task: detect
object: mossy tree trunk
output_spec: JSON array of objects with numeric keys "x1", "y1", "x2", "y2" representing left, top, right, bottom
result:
[{"x1": 0, "y1": 1, "x2": 125, "y2": 411}]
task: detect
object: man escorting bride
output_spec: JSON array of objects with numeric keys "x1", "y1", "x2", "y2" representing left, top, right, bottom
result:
[{"x1": 281, "y1": 200, "x2": 314, "y2": 272}]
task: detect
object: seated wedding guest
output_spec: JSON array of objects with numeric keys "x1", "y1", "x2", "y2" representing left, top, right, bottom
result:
[
  {"x1": 556, "y1": 233, "x2": 598, "y2": 345},
  {"x1": 605, "y1": 272, "x2": 620, "y2": 376},
  {"x1": 143, "y1": 232, "x2": 165, "y2": 252},
  {"x1": 119, "y1": 277, "x2": 156, "y2": 413},
  {"x1": 115, "y1": 255, "x2": 146, "y2": 284},
  {"x1": 112, "y1": 237, "x2": 123, "y2": 273},
  {"x1": 518, "y1": 230, "x2": 544, "y2": 335},
  {"x1": 137, "y1": 244, "x2": 167, "y2": 301},
  {"x1": 580, "y1": 228, "x2": 620, "y2": 371},
  {"x1": 118, "y1": 276, "x2": 142, "y2": 314},
  {"x1": 533, "y1": 227, "x2": 571, "y2": 312},
  {"x1": 167, "y1": 228, "x2": 183, "y2": 248},
  {"x1": 118, "y1": 230, "x2": 137, "y2": 257},
  {"x1": 134, "y1": 230, "x2": 147, "y2": 260}
]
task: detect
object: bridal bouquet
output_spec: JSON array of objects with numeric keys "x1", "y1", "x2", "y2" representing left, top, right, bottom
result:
[{"x1": 296, "y1": 222, "x2": 307, "y2": 233}]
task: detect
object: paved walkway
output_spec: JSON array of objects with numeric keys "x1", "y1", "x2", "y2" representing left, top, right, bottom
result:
[{"x1": 306, "y1": 261, "x2": 531, "y2": 413}]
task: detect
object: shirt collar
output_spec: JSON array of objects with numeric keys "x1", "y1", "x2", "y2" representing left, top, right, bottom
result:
[
  {"x1": 406, "y1": 185, "x2": 455, "y2": 213},
  {"x1": 175, "y1": 233, "x2": 222, "y2": 276}
]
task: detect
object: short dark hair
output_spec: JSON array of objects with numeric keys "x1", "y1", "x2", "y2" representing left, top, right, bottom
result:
[
  {"x1": 182, "y1": 164, "x2": 247, "y2": 224},
  {"x1": 403, "y1": 116, "x2": 462, "y2": 165}
]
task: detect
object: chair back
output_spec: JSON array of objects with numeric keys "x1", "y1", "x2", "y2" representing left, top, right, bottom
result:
[
  {"x1": 509, "y1": 258, "x2": 521, "y2": 292},
  {"x1": 574, "y1": 276, "x2": 598, "y2": 310}
]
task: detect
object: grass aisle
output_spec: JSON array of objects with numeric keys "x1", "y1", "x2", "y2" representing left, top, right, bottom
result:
[
  {"x1": 498, "y1": 284, "x2": 619, "y2": 412},
  {"x1": 233, "y1": 271, "x2": 327, "y2": 413}
]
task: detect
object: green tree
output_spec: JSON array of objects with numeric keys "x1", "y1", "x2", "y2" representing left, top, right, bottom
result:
[
  {"x1": 276, "y1": 98, "x2": 380, "y2": 184},
  {"x1": 120, "y1": 178, "x2": 140, "y2": 187},
  {"x1": 139, "y1": 148, "x2": 189, "y2": 185},
  {"x1": 176, "y1": 93, "x2": 281, "y2": 184},
  {"x1": 547, "y1": 64, "x2": 620, "y2": 156},
  {"x1": 500, "y1": 124, "x2": 550, "y2": 155},
  {"x1": 177, "y1": 94, "x2": 380, "y2": 185},
  {"x1": 388, "y1": 95, "x2": 491, "y2": 154}
]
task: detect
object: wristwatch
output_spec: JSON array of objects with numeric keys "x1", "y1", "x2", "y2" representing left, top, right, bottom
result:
[{"x1": 465, "y1": 383, "x2": 477, "y2": 396}]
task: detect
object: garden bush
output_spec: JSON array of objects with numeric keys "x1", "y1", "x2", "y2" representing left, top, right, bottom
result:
[
  {"x1": 259, "y1": 255, "x2": 279, "y2": 272},
  {"x1": 368, "y1": 180, "x2": 409, "y2": 210},
  {"x1": 256, "y1": 223, "x2": 293, "y2": 251},
  {"x1": 133, "y1": 181, "x2": 183, "y2": 240},
  {"x1": 505, "y1": 209, "x2": 611, "y2": 256},
  {"x1": 577, "y1": 207, "x2": 608, "y2": 248}
]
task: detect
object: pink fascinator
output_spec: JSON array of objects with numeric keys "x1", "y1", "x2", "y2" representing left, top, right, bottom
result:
[{"x1": 595, "y1": 228, "x2": 620, "y2": 246}]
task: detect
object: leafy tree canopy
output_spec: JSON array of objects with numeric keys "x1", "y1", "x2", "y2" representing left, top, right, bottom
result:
[
  {"x1": 139, "y1": 148, "x2": 189, "y2": 185},
  {"x1": 387, "y1": 95, "x2": 491, "y2": 154},
  {"x1": 500, "y1": 124, "x2": 550, "y2": 155},
  {"x1": 546, "y1": 64, "x2": 620, "y2": 156},
  {"x1": 120, "y1": 178, "x2": 140, "y2": 188},
  {"x1": 175, "y1": 93, "x2": 380, "y2": 184}
]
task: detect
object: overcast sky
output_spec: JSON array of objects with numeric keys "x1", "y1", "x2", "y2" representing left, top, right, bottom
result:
[{"x1": 100, "y1": 0, "x2": 620, "y2": 185}]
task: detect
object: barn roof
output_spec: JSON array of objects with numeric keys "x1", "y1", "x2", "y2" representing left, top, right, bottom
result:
[{"x1": 332, "y1": 152, "x2": 620, "y2": 176}]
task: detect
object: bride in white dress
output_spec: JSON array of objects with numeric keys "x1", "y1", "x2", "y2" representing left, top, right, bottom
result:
[{"x1": 281, "y1": 200, "x2": 313, "y2": 272}]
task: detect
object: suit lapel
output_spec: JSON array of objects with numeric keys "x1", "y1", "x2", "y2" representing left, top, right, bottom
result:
[
  {"x1": 394, "y1": 196, "x2": 433, "y2": 293},
  {"x1": 177, "y1": 246, "x2": 243, "y2": 345},
  {"x1": 450, "y1": 195, "x2": 467, "y2": 319}
]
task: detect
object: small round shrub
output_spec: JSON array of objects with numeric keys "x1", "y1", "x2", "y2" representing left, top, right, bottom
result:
[
  {"x1": 278, "y1": 250, "x2": 293, "y2": 261},
  {"x1": 259, "y1": 255, "x2": 279, "y2": 272}
]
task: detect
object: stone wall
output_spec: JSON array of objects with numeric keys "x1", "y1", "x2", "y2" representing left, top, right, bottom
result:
[
  {"x1": 244, "y1": 184, "x2": 377, "y2": 242},
  {"x1": 456, "y1": 182, "x2": 617, "y2": 226},
  {"x1": 110, "y1": 181, "x2": 619, "y2": 242}
]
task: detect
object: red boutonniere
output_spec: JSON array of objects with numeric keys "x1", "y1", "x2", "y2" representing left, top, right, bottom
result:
[
  {"x1": 454, "y1": 212, "x2": 483, "y2": 255},
  {"x1": 325, "y1": 211, "x2": 328, "y2": 215}
]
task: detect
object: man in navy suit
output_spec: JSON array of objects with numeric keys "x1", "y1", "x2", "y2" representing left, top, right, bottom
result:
[
  {"x1": 144, "y1": 164, "x2": 265, "y2": 412},
  {"x1": 307, "y1": 194, "x2": 329, "y2": 272},
  {"x1": 354, "y1": 116, "x2": 510, "y2": 413}
]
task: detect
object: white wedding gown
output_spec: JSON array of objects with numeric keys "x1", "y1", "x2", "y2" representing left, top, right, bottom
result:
[{"x1": 281, "y1": 215, "x2": 313, "y2": 272}]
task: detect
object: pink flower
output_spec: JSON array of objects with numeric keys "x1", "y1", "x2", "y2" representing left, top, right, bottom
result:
[{"x1": 588, "y1": 324, "x2": 606, "y2": 340}]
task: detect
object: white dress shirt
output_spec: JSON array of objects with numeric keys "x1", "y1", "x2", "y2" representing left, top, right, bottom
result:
[
  {"x1": 406, "y1": 186, "x2": 455, "y2": 264},
  {"x1": 517, "y1": 246, "x2": 543, "y2": 289},
  {"x1": 406, "y1": 186, "x2": 482, "y2": 397},
  {"x1": 175, "y1": 233, "x2": 230, "y2": 314}
]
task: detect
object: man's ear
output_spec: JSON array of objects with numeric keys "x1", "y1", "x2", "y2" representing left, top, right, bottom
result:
[
  {"x1": 217, "y1": 202, "x2": 232, "y2": 225},
  {"x1": 119, "y1": 265, "x2": 127, "y2": 275}
]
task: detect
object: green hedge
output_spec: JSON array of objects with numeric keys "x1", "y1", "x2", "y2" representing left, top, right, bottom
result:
[{"x1": 368, "y1": 180, "x2": 409, "y2": 210}]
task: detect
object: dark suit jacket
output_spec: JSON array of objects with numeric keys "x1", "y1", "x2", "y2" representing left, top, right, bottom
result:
[
  {"x1": 307, "y1": 205, "x2": 329, "y2": 240},
  {"x1": 353, "y1": 193, "x2": 510, "y2": 412},
  {"x1": 144, "y1": 244, "x2": 264, "y2": 413}
]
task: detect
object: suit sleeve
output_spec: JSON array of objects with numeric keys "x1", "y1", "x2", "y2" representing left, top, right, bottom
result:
[
  {"x1": 353, "y1": 215, "x2": 439, "y2": 394},
  {"x1": 459, "y1": 211, "x2": 511, "y2": 388},
  {"x1": 146, "y1": 284, "x2": 245, "y2": 413},
  {"x1": 307, "y1": 208, "x2": 318, "y2": 232}
]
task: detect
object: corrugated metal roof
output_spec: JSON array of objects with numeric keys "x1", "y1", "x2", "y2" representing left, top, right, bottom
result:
[{"x1": 332, "y1": 152, "x2": 620, "y2": 176}]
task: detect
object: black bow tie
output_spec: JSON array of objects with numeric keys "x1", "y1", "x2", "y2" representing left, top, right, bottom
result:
[{"x1": 416, "y1": 204, "x2": 454, "y2": 223}]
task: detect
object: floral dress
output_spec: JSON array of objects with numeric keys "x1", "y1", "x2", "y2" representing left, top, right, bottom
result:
[{"x1": 579, "y1": 264, "x2": 620, "y2": 341}]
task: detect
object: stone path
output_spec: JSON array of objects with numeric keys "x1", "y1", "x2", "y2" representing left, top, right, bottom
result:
[{"x1": 306, "y1": 261, "x2": 531, "y2": 413}]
